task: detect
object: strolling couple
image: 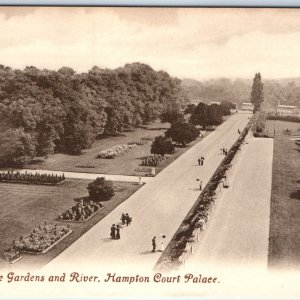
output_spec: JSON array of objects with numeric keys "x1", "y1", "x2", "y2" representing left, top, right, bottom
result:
[
  {"x1": 110, "y1": 224, "x2": 120, "y2": 240},
  {"x1": 152, "y1": 235, "x2": 166, "y2": 253},
  {"x1": 121, "y1": 213, "x2": 132, "y2": 226},
  {"x1": 198, "y1": 157, "x2": 205, "y2": 166}
]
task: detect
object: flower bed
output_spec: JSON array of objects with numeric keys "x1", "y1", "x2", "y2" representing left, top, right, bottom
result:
[
  {"x1": 135, "y1": 166, "x2": 152, "y2": 173},
  {"x1": 7, "y1": 224, "x2": 71, "y2": 255},
  {"x1": 96, "y1": 144, "x2": 136, "y2": 159},
  {"x1": 2, "y1": 247, "x2": 21, "y2": 263},
  {"x1": 128, "y1": 141, "x2": 144, "y2": 146},
  {"x1": 141, "y1": 154, "x2": 167, "y2": 167},
  {"x1": 58, "y1": 199, "x2": 104, "y2": 222},
  {"x1": 75, "y1": 162, "x2": 96, "y2": 168},
  {"x1": 0, "y1": 171, "x2": 65, "y2": 185},
  {"x1": 141, "y1": 136, "x2": 154, "y2": 141}
]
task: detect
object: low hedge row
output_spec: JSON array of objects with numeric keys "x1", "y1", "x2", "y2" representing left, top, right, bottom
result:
[{"x1": 266, "y1": 114, "x2": 300, "y2": 123}]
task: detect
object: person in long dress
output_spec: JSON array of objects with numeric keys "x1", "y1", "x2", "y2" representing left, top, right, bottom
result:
[
  {"x1": 110, "y1": 224, "x2": 116, "y2": 239},
  {"x1": 116, "y1": 225, "x2": 120, "y2": 239},
  {"x1": 151, "y1": 236, "x2": 156, "y2": 253}
]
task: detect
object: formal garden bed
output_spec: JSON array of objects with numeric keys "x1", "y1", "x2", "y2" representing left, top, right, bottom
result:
[
  {"x1": 141, "y1": 154, "x2": 168, "y2": 167},
  {"x1": 3, "y1": 223, "x2": 72, "y2": 262},
  {"x1": 57, "y1": 199, "x2": 104, "y2": 222},
  {"x1": 154, "y1": 119, "x2": 253, "y2": 271},
  {"x1": 96, "y1": 144, "x2": 137, "y2": 159},
  {"x1": 0, "y1": 171, "x2": 65, "y2": 186}
]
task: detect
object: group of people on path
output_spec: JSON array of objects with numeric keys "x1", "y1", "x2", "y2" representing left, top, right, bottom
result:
[
  {"x1": 121, "y1": 213, "x2": 132, "y2": 226},
  {"x1": 198, "y1": 156, "x2": 205, "y2": 166},
  {"x1": 110, "y1": 224, "x2": 121, "y2": 240},
  {"x1": 220, "y1": 148, "x2": 228, "y2": 155},
  {"x1": 110, "y1": 213, "x2": 132, "y2": 240}
]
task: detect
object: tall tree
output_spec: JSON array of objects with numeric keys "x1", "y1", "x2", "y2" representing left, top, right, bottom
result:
[
  {"x1": 165, "y1": 122, "x2": 199, "y2": 146},
  {"x1": 251, "y1": 73, "x2": 264, "y2": 112}
]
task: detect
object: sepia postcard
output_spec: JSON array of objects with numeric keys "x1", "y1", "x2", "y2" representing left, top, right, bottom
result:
[{"x1": 0, "y1": 6, "x2": 300, "y2": 298}]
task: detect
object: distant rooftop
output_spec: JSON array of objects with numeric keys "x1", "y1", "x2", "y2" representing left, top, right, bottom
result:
[{"x1": 277, "y1": 105, "x2": 298, "y2": 109}]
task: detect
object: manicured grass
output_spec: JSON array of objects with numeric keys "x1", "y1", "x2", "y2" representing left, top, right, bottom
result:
[
  {"x1": 26, "y1": 122, "x2": 169, "y2": 176},
  {"x1": 264, "y1": 120, "x2": 300, "y2": 137},
  {"x1": 25, "y1": 121, "x2": 209, "y2": 177},
  {"x1": 0, "y1": 179, "x2": 140, "y2": 270},
  {"x1": 268, "y1": 135, "x2": 300, "y2": 269}
]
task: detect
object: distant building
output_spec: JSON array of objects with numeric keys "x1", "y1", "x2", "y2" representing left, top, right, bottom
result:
[
  {"x1": 241, "y1": 102, "x2": 254, "y2": 112},
  {"x1": 209, "y1": 101, "x2": 221, "y2": 105},
  {"x1": 276, "y1": 105, "x2": 298, "y2": 116}
]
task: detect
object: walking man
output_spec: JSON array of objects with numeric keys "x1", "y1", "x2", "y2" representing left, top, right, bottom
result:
[
  {"x1": 152, "y1": 236, "x2": 156, "y2": 253},
  {"x1": 121, "y1": 213, "x2": 126, "y2": 225},
  {"x1": 125, "y1": 213, "x2": 132, "y2": 226},
  {"x1": 198, "y1": 158, "x2": 201, "y2": 166},
  {"x1": 201, "y1": 156, "x2": 204, "y2": 166},
  {"x1": 199, "y1": 180, "x2": 203, "y2": 191}
]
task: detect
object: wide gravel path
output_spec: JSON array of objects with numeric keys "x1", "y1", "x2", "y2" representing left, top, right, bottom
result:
[{"x1": 43, "y1": 113, "x2": 251, "y2": 272}]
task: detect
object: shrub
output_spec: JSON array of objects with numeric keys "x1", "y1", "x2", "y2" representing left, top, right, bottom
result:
[
  {"x1": 166, "y1": 122, "x2": 199, "y2": 145},
  {"x1": 151, "y1": 136, "x2": 175, "y2": 155},
  {"x1": 253, "y1": 111, "x2": 266, "y2": 136},
  {"x1": 87, "y1": 177, "x2": 115, "y2": 202}
]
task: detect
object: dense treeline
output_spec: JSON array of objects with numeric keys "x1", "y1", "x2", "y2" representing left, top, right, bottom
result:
[
  {"x1": 182, "y1": 78, "x2": 300, "y2": 108},
  {"x1": 0, "y1": 63, "x2": 188, "y2": 167}
]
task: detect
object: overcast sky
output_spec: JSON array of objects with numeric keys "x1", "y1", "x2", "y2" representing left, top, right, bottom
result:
[{"x1": 1, "y1": 7, "x2": 300, "y2": 80}]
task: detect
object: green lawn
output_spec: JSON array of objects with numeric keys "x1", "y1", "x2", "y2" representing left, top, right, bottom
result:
[
  {"x1": 268, "y1": 135, "x2": 300, "y2": 269},
  {"x1": 0, "y1": 179, "x2": 139, "y2": 270},
  {"x1": 26, "y1": 122, "x2": 169, "y2": 176},
  {"x1": 25, "y1": 121, "x2": 209, "y2": 176},
  {"x1": 264, "y1": 120, "x2": 300, "y2": 137}
]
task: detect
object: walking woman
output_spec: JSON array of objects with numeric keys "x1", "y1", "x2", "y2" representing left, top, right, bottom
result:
[
  {"x1": 116, "y1": 225, "x2": 121, "y2": 239},
  {"x1": 110, "y1": 224, "x2": 116, "y2": 239}
]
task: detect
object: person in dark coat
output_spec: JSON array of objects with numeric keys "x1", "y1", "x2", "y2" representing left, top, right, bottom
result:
[
  {"x1": 121, "y1": 213, "x2": 126, "y2": 225},
  {"x1": 110, "y1": 224, "x2": 116, "y2": 239},
  {"x1": 198, "y1": 158, "x2": 201, "y2": 166},
  {"x1": 152, "y1": 236, "x2": 156, "y2": 253},
  {"x1": 125, "y1": 213, "x2": 132, "y2": 226},
  {"x1": 116, "y1": 225, "x2": 120, "y2": 239},
  {"x1": 201, "y1": 157, "x2": 204, "y2": 166}
]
